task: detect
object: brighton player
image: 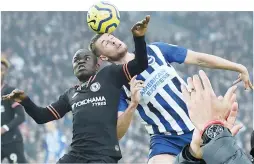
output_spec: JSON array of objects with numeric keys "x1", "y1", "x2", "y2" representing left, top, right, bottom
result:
[{"x1": 89, "y1": 21, "x2": 253, "y2": 163}]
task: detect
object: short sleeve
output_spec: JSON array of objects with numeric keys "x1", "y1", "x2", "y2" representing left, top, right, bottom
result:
[
  {"x1": 48, "y1": 92, "x2": 71, "y2": 119},
  {"x1": 151, "y1": 42, "x2": 187, "y2": 64}
]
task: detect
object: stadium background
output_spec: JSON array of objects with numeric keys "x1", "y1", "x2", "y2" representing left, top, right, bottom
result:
[{"x1": 1, "y1": 11, "x2": 253, "y2": 163}]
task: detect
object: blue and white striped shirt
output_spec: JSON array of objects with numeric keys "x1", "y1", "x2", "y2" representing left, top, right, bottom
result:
[{"x1": 118, "y1": 42, "x2": 195, "y2": 135}]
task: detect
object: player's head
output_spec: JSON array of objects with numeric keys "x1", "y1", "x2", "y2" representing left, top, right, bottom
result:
[
  {"x1": 1, "y1": 57, "x2": 9, "y2": 83},
  {"x1": 72, "y1": 49, "x2": 99, "y2": 82},
  {"x1": 89, "y1": 33, "x2": 127, "y2": 62}
]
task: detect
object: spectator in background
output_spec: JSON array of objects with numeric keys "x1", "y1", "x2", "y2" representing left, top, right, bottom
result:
[{"x1": 43, "y1": 122, "x2": 67, "y2": 163}]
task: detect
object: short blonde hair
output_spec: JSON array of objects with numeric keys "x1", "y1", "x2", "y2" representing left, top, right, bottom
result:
[{"x1": 89, "y1": 34, "x2": 103, "y2": 57}]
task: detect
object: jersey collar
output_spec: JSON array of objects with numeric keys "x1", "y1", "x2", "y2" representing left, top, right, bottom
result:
[{"x1": 76, "y1": 75, "x2": 97, "y2": 91}]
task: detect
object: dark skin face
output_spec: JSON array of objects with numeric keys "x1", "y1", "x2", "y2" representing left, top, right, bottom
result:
[
  {"x1": 72, "y1": 51, "x2": 99, "y2": 82},
  {"x1": 95, "y1": 34, "x2": 128, "y2": 61},
  {"x1": 1, "y1": 64, "x2": 7, "y2": 84}
]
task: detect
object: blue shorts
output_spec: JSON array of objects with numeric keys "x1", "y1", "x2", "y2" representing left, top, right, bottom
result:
[{"x1": 149, "y1": 131, "x2": 193, "y2": 159}]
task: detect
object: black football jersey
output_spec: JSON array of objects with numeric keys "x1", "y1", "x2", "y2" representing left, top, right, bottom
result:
[{"x1": 20, "y1": 36, "x2": 148, "y2": 160}]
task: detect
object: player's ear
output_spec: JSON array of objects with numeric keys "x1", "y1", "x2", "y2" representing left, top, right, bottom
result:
[
  {"x1": 96, "y1": 63, "x2": 100, "y2": 71},
  {"x1": 99, "y1": 55, "x2": 108, "y2": 61}
]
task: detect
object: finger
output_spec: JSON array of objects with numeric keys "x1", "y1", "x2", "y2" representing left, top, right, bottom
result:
[
  {"x1": 224, "y1": 85, "x2": 237, "y2": 101},
  {"x1": 217, "y1": 95, "x2": 223, "y2": 100},
  {"x1": 232, "y1": 78, "x2": 241, "y2": 86},
  {"x1": 226, "y1": 102, "x2": 238, "y2": 125},
  {"x1": 187, "y1": 77, "x2": 194, "y2": 92},
  {"x1": 181, "y1": 84, "x2": 191, "y2": 103},
  {"x1": 193, "y1": 74, "x2": 203, "y2": 94},
  {"x1": 231, "y1": 124, "x2": 243, "y2": 136},
  {"x1": 145, "y1": 15, "x2": 150, "y2": 24},
  {"x1": 199, "y1": 70, "x2": 216, "y2": 97},
  {"x1": 134, "y1": 80, "x2": 144, "y2": 84},
  {"x1": 13, "y1": 89, "x2": 20, "y2": 94},
  {"x1": 2, "y1": 95, "x2": 10, "y2": 100},
  {"x1": 230, "y1": 93, "x2": 237, "y2": 104},
  {"x1": 130, "y1": 75, "x2": 137, "y2": 84},
  {"x1": 132, "y1": 22, "x2": 143, "y2": 30},
  {"x1": 249, "y1": 80, "x2": 253, "y2": 90},
  {"x1": 135, "y1": 83, "x2": 145, "y2": 88},
  {"x1": 244, "y1": 80, "x2": 249, "y2": 90},
  {"x1": 134, "y1": 86, "x2": 145, "y2": 91}
]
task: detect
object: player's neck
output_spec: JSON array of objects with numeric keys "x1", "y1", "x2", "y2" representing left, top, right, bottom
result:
[{"x1": 115, "y1": 52, "x2": 135, "y2": 65}]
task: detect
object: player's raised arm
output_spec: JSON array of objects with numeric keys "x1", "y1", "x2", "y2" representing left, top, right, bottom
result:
[
  {"x1": 113, "y1": 16, "x2": 149, "y2": 87},
  {"x1": 152, "y1": 42, "x2": 253, "y2": 90},
  {"x1": 2, "y1": 89, "x2": 71, "y2": 124}
]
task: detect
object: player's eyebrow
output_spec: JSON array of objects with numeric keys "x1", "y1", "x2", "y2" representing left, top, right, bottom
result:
[{"x1": 101, "y1": 40, "x2": 105, "y2": 45}]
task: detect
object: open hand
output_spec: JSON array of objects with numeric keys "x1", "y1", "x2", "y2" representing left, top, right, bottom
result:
[
  {"x1": 2, "y1": 89, "x2": 27, "y2": 103},
  {"x1": 131, "y1": 15, "x2": 150, "y2": 37},
  {"x1": 181, "y1": 70, "x2": 237, "y2": 131}
]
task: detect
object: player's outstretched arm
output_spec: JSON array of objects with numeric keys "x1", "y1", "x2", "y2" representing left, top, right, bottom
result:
[
  {"x1": 184, "y1": 50, "x2": 253, "y2": 90},
  {"x1": 117, "y1": 76, "x2": 145, "y2": 140},
  {"x1": 111, "y1": 16, "x2": 149, "y2": 87},
  {"x1": 2, "y1": 89, "x2": 71, "y2": 124},
  {"x1": 151, "y1": 42, "x2": 252, "y2": 90},
  {"x1": 126, "y1": 15, "x2": 150, "y2": 77}
]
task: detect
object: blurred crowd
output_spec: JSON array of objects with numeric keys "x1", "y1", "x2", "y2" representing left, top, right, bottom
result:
[{"x1": 1, "y1": 11, "x2": 253, "y2": 163}]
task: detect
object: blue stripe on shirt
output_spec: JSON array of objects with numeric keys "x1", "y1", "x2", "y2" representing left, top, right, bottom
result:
[
  {"x1": 163, "y1": 84, "x2": 189, "y2": 115},
  {"x1": 155, "y1": 91, "x2": 189, "y2": 133},
  {"x1": 137, "y1": 104, "x2": 160, "y2": 134},
  {"x1": 147, "y1": 102, "x2": 177, "y2": 135}
]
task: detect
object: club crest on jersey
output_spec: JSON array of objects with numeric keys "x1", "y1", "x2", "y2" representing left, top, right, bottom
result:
[
  {"x1": 90, "y1": 82, "x2": 101, "y2": 92},
  {"x1": 148, "y1": 55, "x2": 155, "y2": 65}
]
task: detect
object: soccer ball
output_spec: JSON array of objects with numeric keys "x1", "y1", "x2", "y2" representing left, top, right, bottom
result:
[{"x1": 87, "y1": 1, "x2": 120, "y2": 34}]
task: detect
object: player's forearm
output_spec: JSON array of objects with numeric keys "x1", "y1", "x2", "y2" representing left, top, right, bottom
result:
[
  {"x1": 127, "y1": 36, "x2": 148, "y2": 76},
  {"x1": 20, "y1": 97, "x2": 55, "y2": 124},
  {"x1": 6, "y1": 106, "x2": 25, "y2": 130},
  {"x1": 117, "y1": 102, "x2": 138, "y2": 140},
  {"x1": 188, "y1": 51, "x2": 246, "y2": 73}
]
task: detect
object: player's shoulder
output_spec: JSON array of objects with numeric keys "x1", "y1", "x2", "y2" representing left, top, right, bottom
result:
[{"x1": 148, "y1": 42, "x2": 178, "y2": 47}]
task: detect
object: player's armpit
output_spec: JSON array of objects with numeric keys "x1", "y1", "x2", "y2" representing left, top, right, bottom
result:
[{"x1": 184, "y1": 50, "x2": 203, "y2": 65}]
